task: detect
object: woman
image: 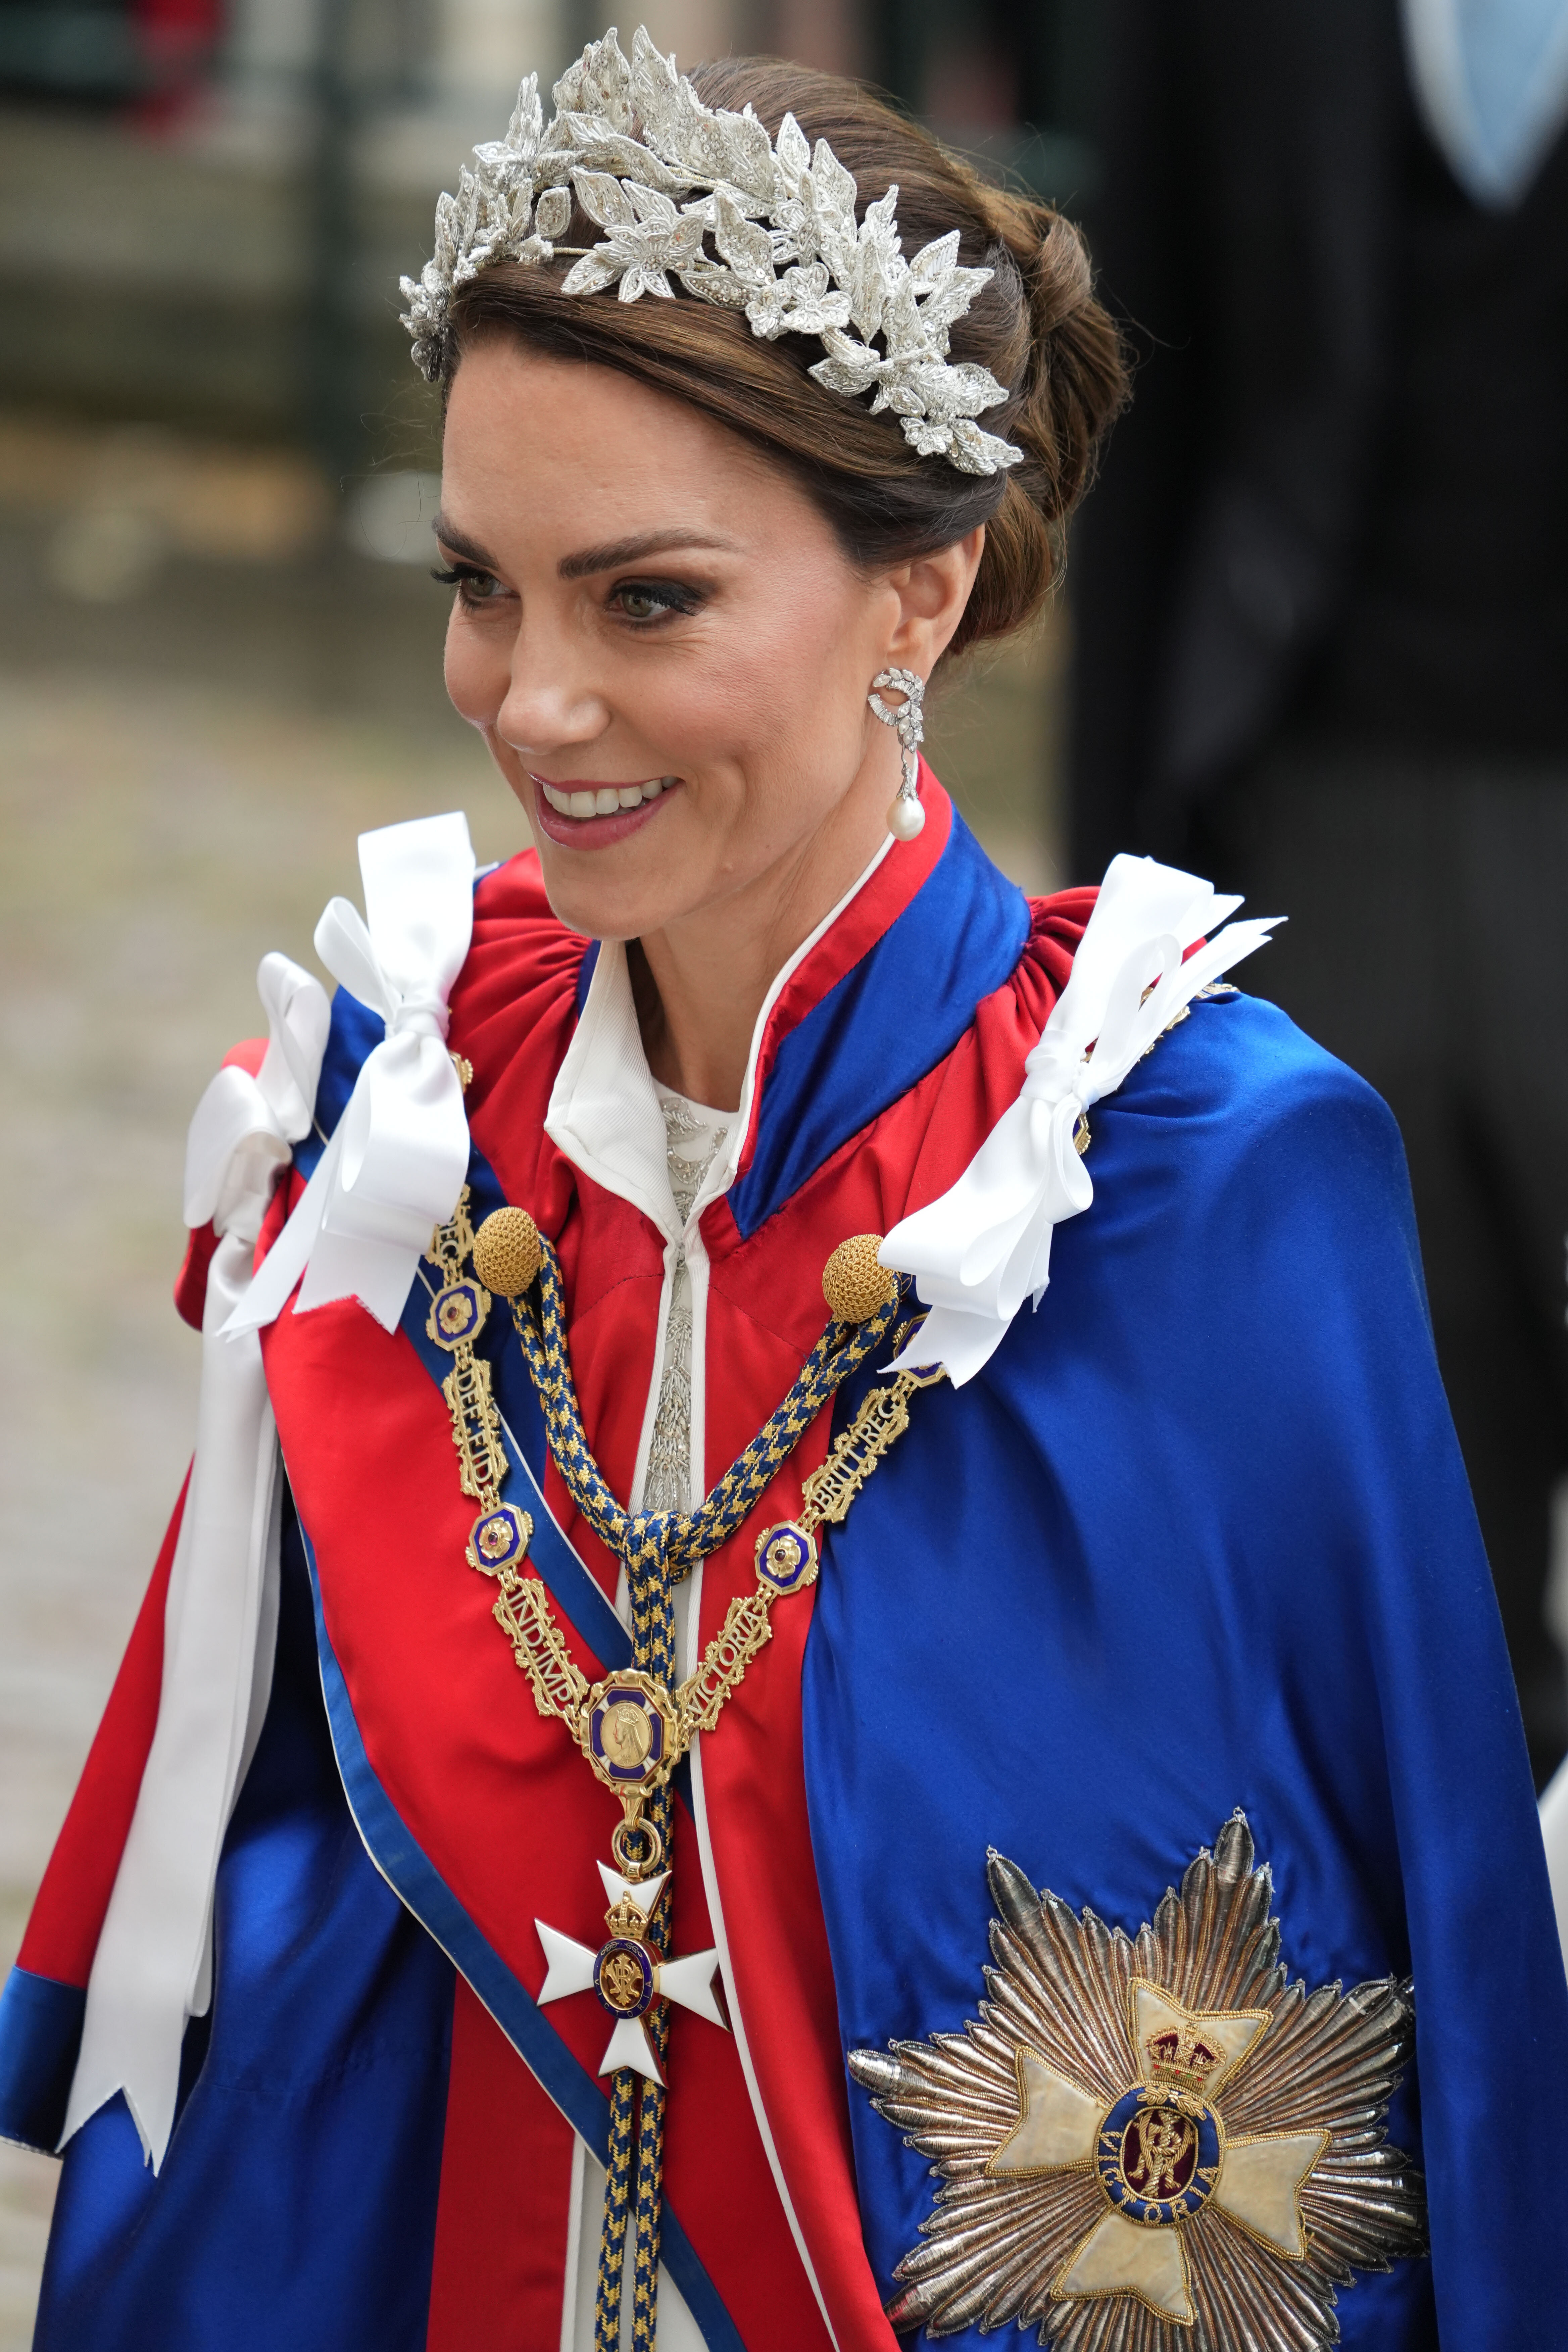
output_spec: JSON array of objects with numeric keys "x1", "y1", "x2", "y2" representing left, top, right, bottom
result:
[{"x1": 3, "y1": 32, "x2": 1563, "y2": 2352}]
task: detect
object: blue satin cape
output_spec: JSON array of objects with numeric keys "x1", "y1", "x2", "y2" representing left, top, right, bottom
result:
[
  {"x1": 16, "y1": 816, "x2": 1568, "y2": 2345},
  {"x1": 807, "y1": 992, "x2": 1568, "y2": 2346}
]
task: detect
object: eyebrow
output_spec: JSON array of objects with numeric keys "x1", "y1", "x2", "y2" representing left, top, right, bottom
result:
[
  {"x1": 432, "y1": 517, "x2": 499, "y2": 568},
  {"x1": 432, "y1": 516, "x2": 739, "y2": 579},
  {"x1": 556, "y1": 529, "x2": 740, "y2": 579}
]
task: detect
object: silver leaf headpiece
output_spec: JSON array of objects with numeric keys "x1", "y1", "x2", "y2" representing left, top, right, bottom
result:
[{"x1": 399, "y1": 24, "x2": 1024, "y2": 478}]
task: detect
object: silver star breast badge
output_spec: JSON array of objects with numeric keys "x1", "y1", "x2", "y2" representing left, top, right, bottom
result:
[{"x1": 850, "y1": 1814, "x2": 1426, "y2": 2347}]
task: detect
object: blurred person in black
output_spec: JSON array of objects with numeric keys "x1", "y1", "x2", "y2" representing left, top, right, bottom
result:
[{"x1": 1068, "y1": 0, "x2": 1568, "y2": 1786}]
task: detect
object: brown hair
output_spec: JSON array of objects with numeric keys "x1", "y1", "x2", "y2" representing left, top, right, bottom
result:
[{"x1": 444, "y1": 58, "x2": 1127, "y2": 659}]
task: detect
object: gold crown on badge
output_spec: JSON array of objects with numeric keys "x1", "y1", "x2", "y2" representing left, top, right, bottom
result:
[
  {"x1": 1143, "y1": 2018, "x2": 1226, "y2": 2105},
  {"x1": 603, "y1": 1892, "x2": 647, "y2": 1943}
]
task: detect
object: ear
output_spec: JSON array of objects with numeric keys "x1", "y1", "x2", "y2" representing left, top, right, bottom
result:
[{"x1": 880, "y1": 527, "x2": 985, "y2": 671}]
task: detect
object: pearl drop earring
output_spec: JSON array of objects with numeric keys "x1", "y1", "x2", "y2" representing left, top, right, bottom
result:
[{"x1": 868, "y1": 668, "x2": 927, "y2": 840}]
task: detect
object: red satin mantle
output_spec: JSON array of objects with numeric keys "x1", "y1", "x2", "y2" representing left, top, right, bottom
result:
[
  {"x1": 262, "y1": 791, "x2": 1084, "y2": 2346},
  {"x1": 25, "y1": 782, "x2": 1089, "y2": 2349}
]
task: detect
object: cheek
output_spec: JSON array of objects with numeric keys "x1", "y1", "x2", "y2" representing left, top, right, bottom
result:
[
  {"x1": 442, "y1": 610, "x2": 509, "y2": 728},
  {"x1": 684, "y1": 566, "x2": 876, "y2": 748},
  {"x1": 738, "y1": 581, "x2": 879, "y2": 759}
]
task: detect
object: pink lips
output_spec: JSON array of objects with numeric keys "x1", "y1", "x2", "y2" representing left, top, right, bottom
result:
[{"x1": 527, "y1": 775, "x2": 681, "y2": 850}]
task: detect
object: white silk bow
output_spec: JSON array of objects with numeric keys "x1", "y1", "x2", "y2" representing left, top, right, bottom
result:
[
  {"x1": 228, "y1": 811, "x2": 477, "y2": 1336},
  {"x1": 64, "y1": 952, "x2": 330, "y2": 2170},
  {"x1": 881, "y1": 855, "x2": 1282, "y2": 1386}
]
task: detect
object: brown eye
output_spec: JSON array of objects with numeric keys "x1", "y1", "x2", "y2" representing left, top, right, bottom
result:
[
  {"x1": 618, "y1": 587, "x2": 666, "y2": 621},
  {"x1": 610, "y1": 579, "x2": 700, "y2": 623}
]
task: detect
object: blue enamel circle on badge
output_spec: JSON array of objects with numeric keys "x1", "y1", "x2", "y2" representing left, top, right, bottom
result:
[
  {"x1": 754, "y1": 1521, "x2": 819, "y2": 1593},
  {"x1": 594, "y1": 1936, "x2": 656, "y2": 2019},
  {"x1": 428, "y1": 1278, "x2": 487, "y2": 1351},
  {"x1": 466, "y1": 1503, "x2": 530, "y2": 1575},
  {"x1": 1096, "y1": 2088, "x2": 1221, "y2": 2225}
]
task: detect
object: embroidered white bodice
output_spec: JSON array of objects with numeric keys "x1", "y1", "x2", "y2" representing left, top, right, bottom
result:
[{"x1": 640, "y1": 1093, "x2": 731, "y2": 1518}]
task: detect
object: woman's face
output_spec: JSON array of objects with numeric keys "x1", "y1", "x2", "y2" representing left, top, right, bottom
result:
[{"x1": 438, "y1": 340, "x2": 973, "y2": 946}]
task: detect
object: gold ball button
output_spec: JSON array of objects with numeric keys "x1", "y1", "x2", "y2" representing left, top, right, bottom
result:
[
  {"x1": 472, "y1": 1207, "x2": 543, "y2": 1298},
  {"x1": 822, "y1": 1233, "x2": 897, "y2": 1324}
]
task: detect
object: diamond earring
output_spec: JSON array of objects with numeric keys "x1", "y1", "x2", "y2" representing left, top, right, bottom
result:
[{"x1": 868, "y1": 668, "x2": 927, "y2": 841}]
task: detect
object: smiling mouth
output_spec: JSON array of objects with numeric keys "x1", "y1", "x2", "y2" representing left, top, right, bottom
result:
[{"x1": 532, "y1": 774, "x2": 678, "y2": 819}]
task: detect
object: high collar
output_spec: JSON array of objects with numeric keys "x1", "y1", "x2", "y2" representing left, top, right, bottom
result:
[{"x1": 544, "y1": 773, "x2": 1033, "y2": 1242}]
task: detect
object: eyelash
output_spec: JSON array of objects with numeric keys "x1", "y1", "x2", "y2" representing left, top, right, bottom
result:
[
  {"x1": 431, "y1": 563, "x2": 702, "y2": 624},
  {"x1": 610, "y1": 579, "x2": 702, "y2": 623},
  {"x1": 431, "y1": 562, "x2": 504, "y2": 608}
]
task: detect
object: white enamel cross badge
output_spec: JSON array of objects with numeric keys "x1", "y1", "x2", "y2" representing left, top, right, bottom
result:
[{"x1": 536, "y1": 1860, "x2": 726, "y2": 2084}]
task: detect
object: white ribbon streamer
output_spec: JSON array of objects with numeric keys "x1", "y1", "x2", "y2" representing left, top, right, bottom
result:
[
  {"x1": 881, "y1": 856, "x2": 1282, "y2": 1386},
  {"x1": 227, "y1": 811, "x2": 477, "y2": 1336},
  {"x1": 63, "y1": 952, "x2": 330, "y2": 2168}
]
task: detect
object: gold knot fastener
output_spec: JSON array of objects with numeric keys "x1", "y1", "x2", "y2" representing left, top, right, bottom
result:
[
  {"x1": 473, "y1": 1207, "x2": 544, "y2": 1299},
  {"x1": 822, "y1": 1234, "x2": 898, "y2": 1326}
]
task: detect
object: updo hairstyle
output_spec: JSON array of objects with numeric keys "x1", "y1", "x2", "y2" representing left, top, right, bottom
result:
[{"x1": 444, "y1": 58, "x2": 1127, "y2": 659}]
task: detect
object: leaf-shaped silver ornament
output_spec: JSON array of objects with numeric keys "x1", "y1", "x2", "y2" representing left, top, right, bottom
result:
[
  {"x1": 775, "y1": 111, "x2": 812, "y2": 190},
  {"x1": 626, "y1": 24, "x2": 710, "y2": 167},
  {"x1": 935, "y1": 358, "x2": 1012, "y2": 417},
  {"x1": 553, "y1": 28, "x2": 635, "y2": 133},
  {"x1": 534, "y1": 186, "x2": 573, "y2": 241},
  {"x1": 571, "y1": 168, "x2": 638, "y2": 231},
  {"x1": 908, "y1": 229, "x2": 961, "y2": 291},
  {"x1": 807, "y1": 330, "x2": 886, "y2": 399},
  {"x1": 506, "y1": 75, "x2": 544, "y2": 156},
  {"x1": 432, "y1": 190, "x2": 457, "y2": 273},
  {"x1": 879, "y1": 274, "x2": 925, "y2": 360},
  {"x1": 619, "y1": 264, "x2": 673, "y2": 302},
  {"x1": 808, "y1": 138, "x2": 859, "y2": 234},
  {"x1": 950, "y1": 421, "x2": 1026, "y2": 473},
  {"x1": 917, "y1": 267, "x2": 995, "y2": 351},
  {"x1": 401, "y1": 22, "x2": 1025, "y2": 475},
  {"x1": 702, "y1": 109, "x2": 777, "y2": 202},
  {"x1": 843, "y1": 188, "x2": 902, "y2": 340},
  {"x1": 559, "y1": 252, "x2": 622, "y2": 297},
  {"x1": 556, "y1": 125, "x2": 684, "y2": 191},
  {"x1": 624, "y1": 181, "x2": 675, "y2": 228},
  {"x1": 712, "y1": 193, "x2": 775, "y2": 291},
  {"x1": 676, "y1": 261, "x2": 750, "y2": 309}
]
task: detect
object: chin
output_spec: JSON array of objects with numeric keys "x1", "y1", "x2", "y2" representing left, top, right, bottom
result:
[{"x1": 531, "y1": 850, "x2": 690, "y2": 946}]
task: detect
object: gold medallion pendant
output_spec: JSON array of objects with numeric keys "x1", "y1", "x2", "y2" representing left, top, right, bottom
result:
[{"x1": 850, "y1": 1815, "x2": 1426, "y2": 2348}]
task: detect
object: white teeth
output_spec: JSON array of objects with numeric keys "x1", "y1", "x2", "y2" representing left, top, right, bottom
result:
[{"x1": 537, "y1": 776, "x2": 676, "y2": 819}]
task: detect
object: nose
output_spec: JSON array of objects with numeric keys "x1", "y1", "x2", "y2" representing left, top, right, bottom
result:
[{"x1": 496, "y1": 629, "x2": 611, "y2": 764}]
